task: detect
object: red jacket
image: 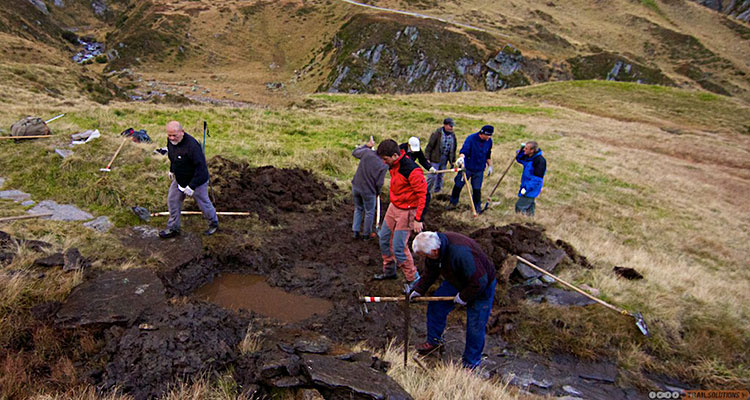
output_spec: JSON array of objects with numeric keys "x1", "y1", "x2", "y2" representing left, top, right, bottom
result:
[{"x1": 388, "y1": 151, "x2": 428, "y2": 222}]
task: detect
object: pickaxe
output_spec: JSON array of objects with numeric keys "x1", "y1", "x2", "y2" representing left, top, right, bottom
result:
[
  {"x1": 360, "y1": 292, "x2": 454, "y2": 367},
  {"x1": 516, "y1": 256, "x2": 649, "y2": 336},
  {"x1": 482, "y1": 155, "x2": 516, "y2": 212}
]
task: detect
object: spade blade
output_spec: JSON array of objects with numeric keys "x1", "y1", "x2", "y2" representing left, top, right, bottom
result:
[{"x1": 131, "y1": 206, "x2": 151, "y2": 222}]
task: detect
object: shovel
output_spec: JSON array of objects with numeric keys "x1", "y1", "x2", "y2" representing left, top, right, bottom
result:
[
  {"x1": 131, "y1": 206, "x2": 251, "y2": 222},
  {"x1": 516, "y1": 256, "x2": 649, "y2": 336}
]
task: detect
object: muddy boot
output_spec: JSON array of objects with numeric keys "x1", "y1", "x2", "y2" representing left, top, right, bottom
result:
[
  {"x1": 416, "y1": 341, "x2": 442, "y2": 355},
  {"x1": 204, "y1": 222, "x2": 218, "y2": 236},
  {"x1": 373, "y1": 266, "x2": 397, "y2": 280},
  {"x1": 158, "y1": 228, "x2": 180, "y2": 239}
]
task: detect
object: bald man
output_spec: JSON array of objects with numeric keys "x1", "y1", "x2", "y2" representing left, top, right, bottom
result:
[{"x1": 159, "y1": 121, "x2": 219, "y2": 238}]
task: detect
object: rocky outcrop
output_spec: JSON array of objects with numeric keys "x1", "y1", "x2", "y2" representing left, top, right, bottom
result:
[
  {"x1": 321, "y1": 14, "x2": 487, "y2": 94},
  {"x1": 568, "y1": 52, "x2": 675, "y2": 86},
  {"x1": 694, "y1": 0, "x2": 750, "y2": 22}
]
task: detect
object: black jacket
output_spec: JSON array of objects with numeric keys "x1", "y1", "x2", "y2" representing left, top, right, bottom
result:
[
  {"x1": 399, "y1": 142, "x2": 431, "y2": 170},
  {"x1": 168, "y1": 133, "x2": 209, "y2": 189}
]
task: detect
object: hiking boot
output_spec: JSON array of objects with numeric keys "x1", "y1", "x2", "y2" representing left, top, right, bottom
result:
[
  {"x1": 353, "y1": 231, "x2": 360, "y2": 240},
  {"x1": 360, "y1": 232, "x2": 377, "y2": 241},
  {"x1": 416, "y1": 342, "x2": 441, "y2": 355},
  {"x1": 158, "y1": 228, "x2": 180, "y2": 239},
  {"x1": 445, "y1": 203, "x2": 457, "y2": 211},
  {"x1": 204, "y1": 222, "x2": 219, "y2": 236},
  {"x1": 404, "y1": 278, "x2": 420, "y2": 294},
  {"x1": 373, "y1": 272, "x2": 397, "y2": 280}
]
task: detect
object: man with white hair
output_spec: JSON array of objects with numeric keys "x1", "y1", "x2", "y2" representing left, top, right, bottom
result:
[
  {"x1": 159, "y1": 120, "x2": 219, "y2": 238},
  {"x1": 410, "y1": 231, "x2": 497, "y2": 369}
]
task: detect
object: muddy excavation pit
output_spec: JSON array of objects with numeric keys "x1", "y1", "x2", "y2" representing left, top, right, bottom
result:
[{"x1": 50, "y1": 160, "x2": 684, "y2": 399}]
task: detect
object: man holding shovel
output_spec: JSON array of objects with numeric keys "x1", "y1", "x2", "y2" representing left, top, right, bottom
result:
[
  {"x1": 515, "y1": 141, "x2": 546, "y2": 216},
  {"x1": 410, "y1": 231, "x2": 496, "y2": 370},
  {"x1": 159, "y1": 121, "x2": 218, "y2": 238},
  {"x1": 446, "y1": 125, "x2": 494, "y2": 214},
  {"x1": 352, "y1": 136, "x2": 388, "y2": 240},
  {"x1": 424, "y1": 118, "x2": 458, "y2": 194},
  {"x1": 374, "y1": 139, "x2": 427, "y2": 291}
]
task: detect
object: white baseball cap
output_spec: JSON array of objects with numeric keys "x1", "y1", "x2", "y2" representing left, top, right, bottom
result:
[{"x1": 408, "y1": 136, "x2": 420, "y2": 152}]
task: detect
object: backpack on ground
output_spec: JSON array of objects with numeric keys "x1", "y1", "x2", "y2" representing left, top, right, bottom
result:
[{"x1": 10, "y1": 116, "x2": 51, "y2": 137}]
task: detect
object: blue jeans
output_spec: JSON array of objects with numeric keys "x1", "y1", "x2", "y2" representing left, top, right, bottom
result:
[
  {"x1": 449, "y1": 168, "x2": 484, "y2": 210},
  {"x1": 425, "y1": 279, "x2": 496, "y2": 368},
  {"x1": 352, "y1": 189, "x2": 377, "y2": 236}
]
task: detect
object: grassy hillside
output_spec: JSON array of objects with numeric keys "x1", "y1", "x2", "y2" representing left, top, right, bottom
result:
[{"x1": 1, "y1": 81, "x2": 749, "y2": 397}]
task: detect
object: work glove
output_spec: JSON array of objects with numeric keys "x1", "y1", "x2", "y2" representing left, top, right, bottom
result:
[
  {"x1": 487, "y1": 166, "x2": 493, "y2": 176},
  {"x1": 429, "y1": 166, "x2": 437, "y2": 173},
  {"x1": 454, "y1": 293, "x2": 467, "y2": 306},
  {"x1": 183, "y1": 186, "x2": 194, "y2": 197},
  {"x1": 168, "y1": 171, "x2": 175, "y2": 181},
  {"x1": 520, "y1": 188, "x2": 527, "y2": 195},
  {"x1": 409, "y1": 291, "x2": 421, "y2": 301},
  {"x1": 456, "y1": 156, "x2": 465, "y2": 168}
]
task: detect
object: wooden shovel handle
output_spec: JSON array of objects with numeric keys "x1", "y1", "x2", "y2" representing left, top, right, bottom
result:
[
  {"x1": 360, "y1": 296, "x2": 454, "y2": 302},
  {"x1": 0, "y1": 213, "x2": 53, "y2": 222},
  {"x1": 462, "y1": 170, "x2": 478, "y2": 217}
]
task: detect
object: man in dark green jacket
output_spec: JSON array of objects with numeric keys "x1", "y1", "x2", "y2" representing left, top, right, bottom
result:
[{"x1": 424, "y1": 118, "x2": 458, "y2": 194}]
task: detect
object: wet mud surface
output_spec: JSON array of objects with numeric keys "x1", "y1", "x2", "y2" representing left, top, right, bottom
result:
[{"x1": 48, "y1": 160, "x2": 680, "y2": 399}]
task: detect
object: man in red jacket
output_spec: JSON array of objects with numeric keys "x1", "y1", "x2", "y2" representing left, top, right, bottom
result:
[{"x1": 374, "y1": 139, "x2": 428, "y2": 289}]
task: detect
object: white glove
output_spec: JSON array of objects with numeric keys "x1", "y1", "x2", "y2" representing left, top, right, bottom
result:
[
  {"x1": 180, "y1": 186, "x2": 194, "y2": 197},
  {"x1": 520, "y1": 188, "x2": 527, "y2": 195},
  {"x1": 429, "y1": 166, "x2": 437, "y2": 173},
  {"x1": 456, "y1": 156, "x2": 465, "y2": 168},
  {"x1": 168, "y1": 171, "x2": 175, "y2": 181},
  {"x1": 487, "y1": 166, "x2": 493, "y2": 176},
  {"x1": 454, "y1": 293, "x2": 467, "y2": 306},
  {"x1": 409, "y1": 291, "x2": 421, "y2": 301},
  {"x1": 521, "y1": 142, "x2": 526, "y2": 148}
]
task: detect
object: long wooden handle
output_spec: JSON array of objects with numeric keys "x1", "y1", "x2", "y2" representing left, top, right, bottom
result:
[
  {"x1": 426, "y1": 168, "x2": 463, "y2": 174},
  {"x1": 487, "y1": 156, "x2": 516, "y2": 198},
  {"x1": 375, "y1": 195, "x2": 381, "y2": 230},
  {"x1": 150, "y1": 211, "x2": 252, "y2": 217},
  {"x1": 0, "y1": 135, "x2": 54, "y2": 140},
  {"x1": 516, "y1": 256, "x2": 626, "y2": 315},
  {"x1": 462, "y1": 170, "x2": 478, "y2": 217},
  {"x1": 0, "y1": 213, "x2": 53, "y2": 222},
  {"x1": 360, "y1": 296, "x2": 454, "y2": 302},
  {"x1": 105, "y1": 138, "x2": 128, "y2": 168}
]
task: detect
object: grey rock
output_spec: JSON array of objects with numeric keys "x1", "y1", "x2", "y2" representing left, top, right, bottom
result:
[
  {"x1": 21, "y1": 200, "x2": 35, "y2": 207},
  {"x1": 34, "y1": 253, "x2": 65, "y2": 268},
  {"x1": 541, "y1": 275, "x2": 556, "y2": 284},
  {"x1": 269, "y1": 376, "x2": 304, "y2": 388},
  {"x1": 29, "y1": 200, "x2": 93, "y2": 221},
  {"x1": 55, "y1": 149, "x2": 74, "y2": 158},
  {"x1": 54, "y1": 0, "x2": 64, "y2": 7},
  {"x1": 63, "y1": 248, "x2": 89, "y2": 272},
  {"x1": 83, "y1": 216, "x2": 113, "y2": 233},
  {"x1": 516, "y1": 259, "x2": 542, "y2": 279},
  {"x1": 486, "y1": 45, "x2": 523, "y2": 76},
  {"x1": 563, "y1": 385, "x2": 583, "y2": 396},
  {"x1": 302, "y1": 354, "x2": 412, "y2": 400},
  {"x1": 56, "y1": 268, "x2": 166, "y2": 328},
  {"x1": 133, "y1": 225, "x2": 159, "y2": 238},
  {"x1": 27, "y1": 0, "x2": 49, "y2": 14},
  {"x1": 0, "y1": 190, "x2": 31, "y2": 202},
  {"x1": 510, "y1": 372, "x2": 553, "y2": 389},
  {"x1": 0, "y1": 177, "x2": 5, "y2": 188},
  {"x1": 543, "y1": 287, "x2": 597, "y2": 307},
  {"x1": 294, "y1": 338, "x2": 331, "y2": 354},
  {"x1": 91, "y1": 0, "x2": 107, "y2": 16}
]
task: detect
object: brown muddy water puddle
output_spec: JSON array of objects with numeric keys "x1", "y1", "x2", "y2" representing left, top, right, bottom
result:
[{"x1": 194, "y1": 274, "x2": 332, "y2": 323}]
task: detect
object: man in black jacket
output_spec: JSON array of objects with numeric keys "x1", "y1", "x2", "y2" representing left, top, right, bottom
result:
[{"x1": 159, "y1": 121, "x2": 219, "y2": 238}]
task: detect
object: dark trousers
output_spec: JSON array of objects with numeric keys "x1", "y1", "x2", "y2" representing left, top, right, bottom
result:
[
  {"x1": 450, "y1": 168, "x2": 484, "y2": 212},
  {"x1": 167, "y1": 180, "x2": 218, "y2": 230},
  {"x1": 515, "y1": 196, "x2": 536, "y2": 216}
]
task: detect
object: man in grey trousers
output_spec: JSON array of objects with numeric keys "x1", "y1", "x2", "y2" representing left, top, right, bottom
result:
[
  {"x1": 159, "y1": 120, "x2": 219, "y2": 238},
  {"x1": 351, "y1": 136, "x2": 388, "y2": 240}
]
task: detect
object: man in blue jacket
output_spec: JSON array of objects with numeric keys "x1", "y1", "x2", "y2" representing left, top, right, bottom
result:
[
  {"x1": 159, "y1": 120, "x2": 219, "y2": 238},
  {"x1": 515, "y1": 141, "x2": 546, "y2": 216},
  {"x1": 446, "y1": 125, "x2": 494, "y2": 213},
  {"x1": 410, "y1": 231, "x2": 497, "y2": 369}
]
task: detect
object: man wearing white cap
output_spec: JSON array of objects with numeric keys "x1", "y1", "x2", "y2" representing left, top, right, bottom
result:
[{"x1": 400, "y1": 137, "x2": 432, "y2": 218}]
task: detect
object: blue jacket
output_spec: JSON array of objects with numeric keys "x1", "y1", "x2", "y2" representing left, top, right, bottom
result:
[
  {"x1": 516, "y1": 149, "x2": 546, "y2": 198},
  {"x1": 459, "y1": 132, "x2": 492, "y2": 172},
  {"x1": 413, "y1": 232, "x2": 496, "y2": 302}
]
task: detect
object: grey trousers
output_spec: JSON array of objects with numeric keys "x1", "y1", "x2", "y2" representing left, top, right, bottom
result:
[{"x1": 167, "y1": 180, "x2": 218, "y2": 230}]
